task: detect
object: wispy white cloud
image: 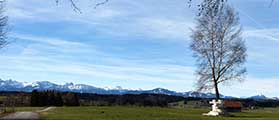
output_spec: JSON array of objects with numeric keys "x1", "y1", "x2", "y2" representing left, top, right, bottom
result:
[
  {"x1": 7, "y1": 0, "x2": 128, "y2": 24},
  {"x1": 10, "y1": 33, "x2": 103, "y2": 56},
  {"x1": 244, "y1": 28, "x2": 279, "y2": 42},
  {"x1": 1, "y1": 33, "x2": 196, "y2": 89},
  {"x1": 137, "y1": 17, "x2": 193, "y2": 40},
  {"x1": 0, "y1": 54, "x2": 195, "y2": 85},
  {"x1": 220, "y1": 76, "x2": 279, "y2": 97},
  {"x1": 13, "y1": 33, "x2": 86, "y2": 47},
  {"x1": 7, "y1": 0, "x2": 194, "y2": 41}
]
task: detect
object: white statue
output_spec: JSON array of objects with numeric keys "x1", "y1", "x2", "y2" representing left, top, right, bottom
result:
[{"x1": 203, "y1": 99, "x2": 228, "y2": 116}]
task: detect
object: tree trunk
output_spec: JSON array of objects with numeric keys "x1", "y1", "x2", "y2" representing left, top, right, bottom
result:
[{"x1": 214, "y1": 80, "x2": 220, "y2": 100}]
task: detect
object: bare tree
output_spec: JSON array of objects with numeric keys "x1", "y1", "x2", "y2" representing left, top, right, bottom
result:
[
  {"x1": 190, "y1": 4, "x2": 246, "y2": 99},
  {"x1": 0, "y1": 1, "x2": 7, "y2": 49}
]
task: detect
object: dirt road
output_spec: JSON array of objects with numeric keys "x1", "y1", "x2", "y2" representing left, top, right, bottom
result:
[
  {"x1": 0, "y1": 112, "x2": 41, "y2": 120},
  {"x1": 0, "y1": 107, "x2": 55, "y2": 120},
  {"x1": 36, "y1": 107, "x2": 56, "y2": 113}
]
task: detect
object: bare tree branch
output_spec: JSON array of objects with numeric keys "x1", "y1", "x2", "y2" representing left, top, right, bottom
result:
[
  {"x1": 55, "y1": 0, "x2": 110, "y2": 13},
  {"x1": 69, "y1": 0, "x2": 82, "y2": 13},
  {"x1": 94, "y1": 0, "x2": 109, "y2": 9},
  {"x1": 269, "y1": 0, "x2": 274, "y2": 7}
]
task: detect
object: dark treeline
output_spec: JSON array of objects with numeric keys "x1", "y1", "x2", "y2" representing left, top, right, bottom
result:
[
  {"x1": 30, "y1": 91, "x2": 188, "y2": 107},
  {"x1": 30, "y1": 90, "x2": 79, "y2": 106},
  {"x1": 31, "y1": 90, "x2": 63, "y2": 106},
  {"x1": 236, "y1": 99, "x2": 279, "y2": 108},
  {"x1": 1, "y1": 91, "x2": 279, "y2": 108},
  {"x1": 77, "y1": 93, "x2": 189, "y2": 107}
]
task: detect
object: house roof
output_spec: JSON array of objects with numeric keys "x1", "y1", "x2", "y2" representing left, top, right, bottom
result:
[{"x1": 224, "y1": 101, "x2": 243, "y2": 108}]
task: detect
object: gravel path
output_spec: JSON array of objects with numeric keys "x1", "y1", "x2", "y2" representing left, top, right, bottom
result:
[
  {"x1": 0, "y1": 112, "x2": 41, "y2": 120},
  {"x1": 0, "y1": 107, "x2": 56, "y2": 120},
  {"x1": 36, "y1": 107, "x2": 56, "y2": 113}
]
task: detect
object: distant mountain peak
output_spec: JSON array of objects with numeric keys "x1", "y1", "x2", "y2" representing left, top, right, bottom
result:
[
  {"x1": 249, "y1": 94, "x2": 268, "y2": 100},
  {"x1": 0, "y1": 79, "x2": 277, "y2": 100},
  {"x1": 64, "y1": 82, "x2": 74, "y2": 87}
]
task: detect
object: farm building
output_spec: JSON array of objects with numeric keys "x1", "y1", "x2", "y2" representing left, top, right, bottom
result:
[{"x1": 223, "y1": 101, "x2": 243, "y2": 112}]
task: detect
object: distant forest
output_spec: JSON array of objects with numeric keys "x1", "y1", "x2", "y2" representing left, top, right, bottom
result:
[{"x1": 0, "y1": 91, "x2": 279, "y2": 108}]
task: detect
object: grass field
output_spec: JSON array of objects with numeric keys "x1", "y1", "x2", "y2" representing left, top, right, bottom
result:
[{"x1": 39, "y1": 106, "x2": 279, "y2": 120}]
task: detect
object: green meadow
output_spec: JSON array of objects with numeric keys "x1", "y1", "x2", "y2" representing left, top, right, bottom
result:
[{"x1": 39, "y1": 106, "x2": 279, "y2": 120}]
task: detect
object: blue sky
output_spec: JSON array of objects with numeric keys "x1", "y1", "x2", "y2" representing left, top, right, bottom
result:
[{"x1": 1, "y1": 0, "x2": 279, "y2": 97}]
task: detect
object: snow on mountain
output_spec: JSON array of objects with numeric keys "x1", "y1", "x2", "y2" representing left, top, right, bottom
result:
[
  {"x1": 249, "y1": 95, "x2": 269, "y2": 100},
  {"x1": 145, "y1": 88, "x2": 179, "y2": 95},
  {"x1": 0, "y1": 79, "x2": 277, "y2": 100},
  {"x1": 271, "y1": 97, "x2": 279, "y2": 100},
  {"x1": 181, "y1": 91, "x2": 219, "y2": 98},
  {"x1": 22, "y1": 82, "x2": 36, "y2": 87},
  {"x1": 0, "y1": 79, "x2": 24, "y2": 90}
]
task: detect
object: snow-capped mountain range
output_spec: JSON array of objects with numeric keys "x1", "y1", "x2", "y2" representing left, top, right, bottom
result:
[{"x1": 0, "y1": 79, "x2": 277, "y2": 100}]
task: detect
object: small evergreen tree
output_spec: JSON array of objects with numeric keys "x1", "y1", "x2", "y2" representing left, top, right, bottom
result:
[
  {"x1": 31, "y1": 90, "x2": 39, "y2": 106},
  {"x1": 55, "y1": 92, "x2": 63, "y2": 106},
  {"x1": 63, "y1": 92, "x2": 79, "y2": 106}
]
